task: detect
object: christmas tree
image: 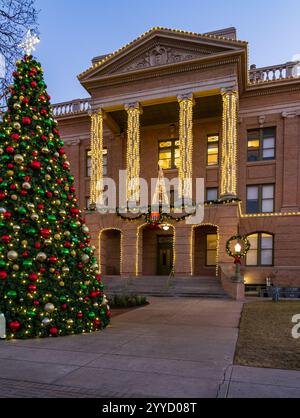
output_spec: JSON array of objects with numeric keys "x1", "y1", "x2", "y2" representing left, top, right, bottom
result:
[{"x1": 0, "y1": 35, "x2": 110, "y2": 339}]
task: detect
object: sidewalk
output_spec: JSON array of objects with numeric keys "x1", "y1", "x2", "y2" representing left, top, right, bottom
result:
[{"x1": 0, "y1": 297, "x2": 299, "y2": 398}]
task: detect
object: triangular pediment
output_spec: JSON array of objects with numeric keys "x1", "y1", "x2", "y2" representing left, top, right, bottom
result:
[{"x1": 79, "y1": 27, "x2": 247, "y2": 81}]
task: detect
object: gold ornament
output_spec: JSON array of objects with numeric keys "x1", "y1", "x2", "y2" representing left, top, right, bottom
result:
[
  {"x1": 45, "y1": 174, "x2": 51, "y2": 181},
  {"x1": 13, "y1": 225, "x2": 20, "y2": 232},
  {"x1": 36, "y1": 252, "x2": 47, "y2": 262},
  {"x1": 54, "y1": 234, "x2": 61, "y2": 240},
  {"x1": 27, "y1": 203, "x2": 35, "y2": 210},
  {"x1": 6, "y1": 170, "x2": 14, "y2": 177},
  {"x1": 49, "y1": 268, "x2": 55, "y2": 273},
  {"x1": 67, "y1": 319, "x2": 74, "y2": 325},
  {"x1": 31, "y1": 213, "x2": 39, "y2": 221},
  {"x1": 13, "y1": 264, "x2": 20, "y2": 271},
  {"x1": 71, "y1": 250, "x2": 76, "y2": 257},
  {"x1": 81, "y1": 254, "x2": 90, "y2": 263},
  {"x1": 42, "y1": 147, "x2": 49, "y2": 154},
  {"x1": 13, "y1": 122, "x2": 21, "y2": 130},
  {"x1": 21, "y1": 240, "x2": 28, "y2": 246},
  {"x1": 7, "y1": 250, "x2": 18, "y2": 261},
  {"x1": 11, "y1": 195, "x2": 18, "y2": 201},
  {"x1": 44, "y1": 239, "x2": 52, "y2": 246},
  {"x1": 22, "y1": 182, "x2": 31, "y2": 190},
  {"x1": 13, "y1": 103, "x2": 21, "y2": 110},
  {"x1": 62, "y1": 266, "x2": 69, "y2": 273},
  {"x1": 44, "y1": 303, "x2": 55, "y2": 313},
  {"x1": 14, "y1": 154, "x2": 24, "y2": 164},
  {"x1": 59, "y1": 281, "x2": 65, "y2": 287}
]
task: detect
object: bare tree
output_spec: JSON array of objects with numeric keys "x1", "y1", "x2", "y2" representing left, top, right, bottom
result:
[{"x1": 0, "y1": 0, "x2": 38, "y2": 104}]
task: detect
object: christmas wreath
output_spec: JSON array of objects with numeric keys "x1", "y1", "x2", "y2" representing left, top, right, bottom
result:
[{"x1": 226, "y1": 235, "x2": 251, "y2": 258}]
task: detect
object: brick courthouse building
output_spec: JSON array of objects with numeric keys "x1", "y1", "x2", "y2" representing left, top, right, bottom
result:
[{"x1": 53, "y1": 27, "x2": 300, "y2": 292}]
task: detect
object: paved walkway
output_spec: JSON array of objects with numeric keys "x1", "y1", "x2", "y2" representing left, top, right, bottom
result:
[{"x1": 0, "y1": 297, "x2": 299, "y2": 398}]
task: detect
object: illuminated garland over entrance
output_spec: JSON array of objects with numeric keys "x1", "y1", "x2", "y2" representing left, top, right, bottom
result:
[
  {"x1": 125, "y1": 103, "x2": 141, "y2": 203},
  {"x1": 220, "y1": 89, "x2": 238, "y2": 199},
  {"x1": 90, "y1": 111, "x2": 104, "y2": 206},
  {"x1": 178, "y1": 94, "x2": 193, "y2": 200}
]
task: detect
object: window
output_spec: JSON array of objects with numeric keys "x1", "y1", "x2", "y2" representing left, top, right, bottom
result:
[
  {"x1": 246, "y1": 184, "x2": 274, "y2": 213},
  {"x1": 247, "y1": 128, "x2": 276, "y2": 161},
  {"x1": 246, "y1": 233, "x2": 274, "y2": 266},
  {"x1": 206, "y1": 187, "x2": 218, "y2": 202},
  {"x1": 86, "y1": 148, "x2": 108, "y2": 177},
  {"x1": 158, "y1": 139, "x2": 179, "y2": 170},
  {"x1": 207, "y1": 135, "x2": 219, "y2": 166},
  {"x1": 206, "y1": 234, "x2": 218, "y2": 266}
]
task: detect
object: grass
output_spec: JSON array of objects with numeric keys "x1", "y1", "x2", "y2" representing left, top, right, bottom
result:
[{"x1": 235, "y1": 301, "x2": 300, "y2": 371}]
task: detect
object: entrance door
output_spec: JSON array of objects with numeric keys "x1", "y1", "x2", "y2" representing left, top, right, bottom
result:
[{"x1": 157, "y1": 236, "x2": 173, "y2": 276}]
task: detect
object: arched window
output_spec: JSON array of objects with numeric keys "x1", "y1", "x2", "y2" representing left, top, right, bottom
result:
[{"x1": 246, "y1": 232, "x2": 274, "y2": 266}]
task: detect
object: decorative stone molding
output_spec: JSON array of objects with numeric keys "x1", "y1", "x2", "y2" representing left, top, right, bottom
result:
[
  {"x1": 66, "y1": 139, "x2": 81, "y2": 146},
  {"x1": 258, "y1": 115, "x2": 266, "y2": 127},
  {"x1": 282, "y1": 111, "x2": 298, "y2": 118}
]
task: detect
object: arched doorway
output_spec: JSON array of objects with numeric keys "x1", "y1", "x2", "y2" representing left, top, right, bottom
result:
[
  {"x1": 192, "y1": 224, "x2": 219, "y2": 276},
  {"x1": 99, "y1": 228, "x2": 122, "y2": 275},
  {"x1": 139, "y1": 224, "x2": 175, "y2": 276}
]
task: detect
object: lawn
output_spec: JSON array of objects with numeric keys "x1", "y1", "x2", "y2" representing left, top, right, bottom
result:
[{"x1": 235, "y1": 301, "x2": 300, "y2": 370}]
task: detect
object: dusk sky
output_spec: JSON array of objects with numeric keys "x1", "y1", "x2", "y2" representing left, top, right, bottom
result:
[{"x1": 35, "y1": 0, "x2": 300, "y2": 103}]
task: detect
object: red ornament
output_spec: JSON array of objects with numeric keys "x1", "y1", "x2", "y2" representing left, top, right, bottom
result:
[
  {"x1": 41, "y1": 229, "x2": 50, "y2": 238},
  {"x1": 21, "y1": 190, "x2": 28, "y2": 196},
  {"x1": 11, "y1": 134, "x2": 20, "y2": 141},
  {"x1": 2, "y1": 235, "x2": 11, "y2": 243},
  {"x1": 7, "y1": 163, "x2": 14, "y2": 169},
  {"x1": 22, "y1": 117, "x2": 31, "y2": 125},
  {"x1": 77, "y1": 311, "x2": 83, "y2": 318},
  {"x1": 30, "y1": 161, "x2": 41, "y2": 170},
  {"x1": 84, "y1": 296, "x2": 89, "y2": 301},
  {"x1": 49, "y1": 256, "x2": 58, "y2": 264},
  {"x1": 58, "y1": 148, "x2": 65, "y2": 155},
  {"x1": 63, "y1": 162, "x2": 70, "y2": 170},
  {"x1": 28, "y1": 284, "x2": 37, "y2": 293},
  {"x1": 22, "y1": 251, "x2": 29, "y2": 258},
  {"x1": 93, "y1": 319, "x2": 101, "y2": 328},
  {"x1": 107, "y1": 310, "x2": 111, "y2": 318},
  {"x1": 70, "y1": 208, "x2": 79, "y2": 215},
  {"x1": 39, "y1": 267, "x2": 46, "y2": 273},
  {"x1": 33, "y1": 300, "x2": 40, "y2": 306},
  {"x1": 29, "y1": 273, "x2": 38, "y2": 282},
  {"x1": 22, "y1": 97, "x2": 29, "y2": 104},
  {"x1": 32, "y1": 151, "x2": 38, "y2": 157},
  {"x1": 50, "y1": 327, "x2": 58, "y2": 335},
  {"x1": 6, "y1": 146, "x2": 14, "y2": 154},
  {"x1": 40, "y1": 109, "x2": 47, "y2": 115},
  {"x1": 46, "y1": 191, "x2": 53, "y2": 198},
  {"x1": 10, "y1": 184, "x2": 16, "y2": 189},
  {"x1": 30, "y1": 81, "x2": 37, "y2": 88},
  {"x1": 0, "y1": 192, "x2": 6, "y2": 200},
  {"x1": 0, "y1": 271, "x2": 8, "y2": 280},
  {"x1": 61, "y1": 303, "x2": 68, "y2": 310},
  {"x1": 24, "y1": 176, "x2": 30, "y2": 182},
  {"x1": 9, "y1": 321, "x2": 21, "y2": 332},
  {"x1": 70, "y1": 186, "x2": 75, "y2": 192},
  {"x1": 64, "y1": 242, "x2": 71, "y2": 248},
  {"x1": 3, "y1": 212, "x2": 12, "y2": 219},
  {"x1": 90, "y1": 292, "x2": 97, "y2": 298},
  {"x1": 35, "y1": 242, "x2": 41, "y2": 249},
  {"x1": 41, "y1": 135, "x2": 47, "y2": 141},
  {"x1": 37, "y1": 204, "x2": 44, "y2": 210}
]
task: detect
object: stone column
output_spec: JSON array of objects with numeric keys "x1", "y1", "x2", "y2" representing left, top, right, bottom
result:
[
  {"x1": 220, "y1": 89, "x2": 238, "y2": 200},
  {"x1": 282, "y1": 111, "x2": 299, "y2": 211},
  {"x1": 125, "y1": 103, "x2": 141, "y2": 205},
  {"x1": 90, "y1": 110, "x2": 104, "y2": 207},
  {"x1": 177, "y1": 93, "x2": 194, "y2": 201}
]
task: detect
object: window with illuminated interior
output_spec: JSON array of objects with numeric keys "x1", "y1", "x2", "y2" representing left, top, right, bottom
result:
[
  {"x1": 158, "y1": 139, "x2": 179, "y2": 170},
  {"x1": 247, "y1": 127, "x2": 276, "y2": 161},
  {"x1": 207, "y1": 135, "x2": 219, "y2": 166},
  {"x1": 246, "y1": 233, "x2": 274, "y2": 266}
]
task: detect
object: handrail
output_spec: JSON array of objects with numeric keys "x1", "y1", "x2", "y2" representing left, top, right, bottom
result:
[
  {"x1": 166, "y1": 268, "x2": 175, "y2": 289},
  {"x1": 249, "y1": 61, "x2": 300, "y2": 83}
]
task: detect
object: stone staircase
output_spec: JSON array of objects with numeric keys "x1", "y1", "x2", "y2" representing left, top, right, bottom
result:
[{"x1": 103, "y1": 276, "x2": 228, "y2": 299}]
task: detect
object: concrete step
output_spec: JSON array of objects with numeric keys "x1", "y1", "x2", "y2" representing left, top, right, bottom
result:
[{"x1": 103, "y1": 276, "x2": 228, "y2": 299}]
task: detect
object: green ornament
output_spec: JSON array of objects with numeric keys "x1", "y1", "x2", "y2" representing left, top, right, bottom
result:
[
  {"x1": 72, "y1": 237, "x2": 79, "y2": 244},
  {"x1": 18, "y1": 207, "x2": 26, "y2": 215},
  {"x1": 27, "y1": 227, "x2": 37, "y2": 235},
  {"x1": 84, "y1": 247, "x2": 91, "y2": 254},
  {"x1": 81, "y1": 284, "x2": 87, "y2": 290},
  {"x1": 88, "y1": 312, "x2": 96, "y2": 319},
  {"x1": 1, "y1": 155, "x2": 10, "y2": 162},
  {"x1": 23, "y1": 260, "x2": 33, "y2": 268},
  {"x1": 0, "y1": 260, "x2": 6, "y2": 268},
  {"x1": 70, "y1": 221, "x2": 77, "y2": 229},
  {"x1": 48, "y1": 141, "x2": 54, "y2": 148},
  {"x1": 59, "y1": 140, "x2": 64, "y2": 146},
  {"x1": 61, "y1": 248, "x2": 70, "y2": 255},
  {"x1": 61, "y1": 193, "x2": 67, "y2": 200},
  {"x1": 0, "y1": 181, "x2": 8, "y2": 188},
  {"x1": 27, "y1": 310, "x2": 37, "y2": 317},
  {"x1": 59, "y1": 296, "x2": 67, "y2": 302},
  {"x1": 47, "y1": 215, "x2": 57, "y2": 223},
  {"x1": 7, "y1": 290, "x2": 17, "y2": 298},
  {"x1": 68, "y1": 175, "x2": 74, "y2": 182},
  {"x1": 37, "y1": 189, "x2": 45, "y2": 196}
]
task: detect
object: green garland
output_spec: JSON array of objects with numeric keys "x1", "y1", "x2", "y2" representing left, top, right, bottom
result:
[{"x1": 226, "y1": 235, "x2": 251, "y2": 258}]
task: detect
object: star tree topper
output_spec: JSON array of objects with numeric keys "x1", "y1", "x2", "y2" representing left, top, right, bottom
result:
[{"x1": 19, "y1": 30, "x2": 40, "y2": 55}]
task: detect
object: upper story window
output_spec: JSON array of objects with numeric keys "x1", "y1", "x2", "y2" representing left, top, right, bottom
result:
[
  {"x1": 206, "y1": 187, "x2": 218, "y2": 202},
  {"x1": 158, "y1": 139, "x2": 179, "y2": 170},
  {"x1": 86, "y1": 148, "x2": 107, "y2": 177},
  {"x1": 207, "y1": 135, "x2": 219, "y2": 166},
  {"x1": 246, "y1": 184, "x2": 275, "y2": 214},
  {"x1": 246, "y1": 232, "x2": 274, "y2": 266},
  {"x1": 247, "y1": 127, "x2": 276, "y2": 162}
]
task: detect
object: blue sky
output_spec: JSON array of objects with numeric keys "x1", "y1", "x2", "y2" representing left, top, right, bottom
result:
[{"x1": 35, "y1": 0, "x2": 300, "y2": 103}]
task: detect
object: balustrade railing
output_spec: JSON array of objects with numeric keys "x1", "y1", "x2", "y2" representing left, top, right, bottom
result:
[
  {"x1": 249, "y1": 61, "x2": 300, "y2": 83},
  {"x1": 52, "y1": 98, "x2": 91, "y2": 117}
]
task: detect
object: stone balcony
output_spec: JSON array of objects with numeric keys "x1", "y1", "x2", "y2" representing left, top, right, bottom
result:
[{"x1": 249, "y1": 61, "x2": 300, "y2": 83}]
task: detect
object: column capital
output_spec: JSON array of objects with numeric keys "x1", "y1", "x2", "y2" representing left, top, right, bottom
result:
[
  {"x1": 124, "y1": 102, "x2": 140, "y2": 110},
  {"x1": 177, "y1": 92, "x2": 194, "y2": 102},
  {"x1": 221, "y1": 87, "x2": 238, "y2": 96},
  {"x1": 282, "y1": 111, "x2": 298, "y2": 119},
  {"x1": 88, "y1": 108, "x2": 103, "y2": 117}
]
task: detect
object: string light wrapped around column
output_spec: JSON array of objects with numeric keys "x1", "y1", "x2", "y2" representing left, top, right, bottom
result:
[
  {"x1": 125, "y1": 103, "x2": 141, "y2": 204},
  {"x1": 220, "y1": 89, "x2": 238, "y2": 198},
  {"x1": 178, "y1": 95, "x2": 194, "y2": 201},
  {"x1": 90, "y1": 110, "x2": 104, "y2": 206}
]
